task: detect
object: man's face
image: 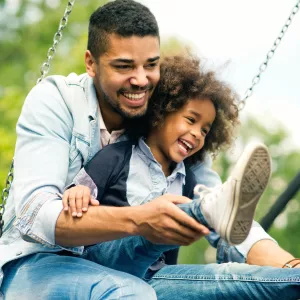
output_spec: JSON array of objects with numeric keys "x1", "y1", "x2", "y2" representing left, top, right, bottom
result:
[{"x1": 87, "y1": 34, "x2": 160, "y2": 119}]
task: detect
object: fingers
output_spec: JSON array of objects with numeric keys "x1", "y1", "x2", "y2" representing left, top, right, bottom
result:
[
  {"x1": 162, "y1": 199, "x2": 209, "y2": 235},
  {"x1": 82, "y1": 187, "x2": 91, "y2": 212},
  {"x1": 160, "y1": 195, "x2": 209, "y2": 236},
  {"x1": 172, "y1": 217, "x2": 209, "y2": 238},
  {"x1": 75, "y1": 188, "x2": 83, "y2": 217},
  {"x1": 68, "y1": 188, "x2": 79, "y2": 217},
  {"x1": 161, "y1": 210, "x2": 209, "y2": 242},
  {"x1": 137, "y1": 196, "x2": 210, "y2": 245},
  {"x1": 163, "y1": 194, "x2": 192, "y2": 205},
  {"x1": 90, "y1": 198, "x2": 100, "y2": 206},
  {"x1": 62, "y1": 190, "x2": 70, "y2": 211},
  {"x1": 62, "y1": 185, "x2": 92, "y2": 218},
  {"x1": 157, "y1": 218, "x2": 208, "y2": 245}
]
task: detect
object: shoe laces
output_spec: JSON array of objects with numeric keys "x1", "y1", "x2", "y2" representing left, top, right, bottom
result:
[{"x1": 193, "y1": 183, "x2": 224, "y2": 204}]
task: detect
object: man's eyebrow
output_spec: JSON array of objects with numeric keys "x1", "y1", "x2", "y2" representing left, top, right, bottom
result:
[
  {"x1": 111, "y1": 58, "x2": 134, "y2": 64},
  {"x1": 110, "y1": 56, "x2": 160, "y2": 64},
  {"x1": 147, "y1": 56, "x2": 160, "y2": 62}
]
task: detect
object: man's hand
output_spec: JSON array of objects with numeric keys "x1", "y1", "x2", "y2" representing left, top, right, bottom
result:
[
  {"x1": 62, "y1": 185, "x2": 99, "y2": 217},
  {"x1": 131, "y1": 194, "x2": 209, "y2": 246}
]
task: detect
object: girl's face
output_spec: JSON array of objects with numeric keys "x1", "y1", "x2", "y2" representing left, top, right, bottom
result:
[{"x1": 147, "y1": 98, "x2": 216, "y2": 175}]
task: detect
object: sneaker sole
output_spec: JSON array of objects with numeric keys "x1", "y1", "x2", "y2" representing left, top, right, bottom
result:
[{"x1": 223, "y1": 143, "x2": 271, "y2": 245}]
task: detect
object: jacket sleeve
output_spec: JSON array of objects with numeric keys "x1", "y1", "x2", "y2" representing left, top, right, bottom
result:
[
  {"x1": 190, "y1": 154, "x2": 222, "y2": 187},
  {"x1": 72, "y1": 142, "x2": 132, "y2": 205},
  {"x1": 13, "y1": 77, "x2": 82, "y2": 252}
]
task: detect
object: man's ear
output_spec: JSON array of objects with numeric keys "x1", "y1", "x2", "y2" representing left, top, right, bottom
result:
[{"x1": 85, "y1": 50, "x2": 96, "y2": 77}]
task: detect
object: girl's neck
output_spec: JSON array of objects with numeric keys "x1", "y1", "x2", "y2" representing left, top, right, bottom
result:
[{"x1": 144, "y1": 135, "x2": 172, "y2": 177}]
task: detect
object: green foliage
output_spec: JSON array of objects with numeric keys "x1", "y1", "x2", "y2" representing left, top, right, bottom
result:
[
  {"x1": 0, "y1": 0, "x2": 107, "y2": 194},
  {"x1": 1, "y1": 0, "x2": 299, "y2": 264}
]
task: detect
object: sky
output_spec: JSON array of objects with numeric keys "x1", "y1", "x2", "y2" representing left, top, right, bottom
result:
[{"x1": 140, "y1": 0, "x2": 300, "y2": 150}]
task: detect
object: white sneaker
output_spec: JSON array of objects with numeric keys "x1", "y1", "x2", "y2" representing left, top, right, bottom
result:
[{"x1": 194, "y1": 142, "x2": 271, "y2": 245}]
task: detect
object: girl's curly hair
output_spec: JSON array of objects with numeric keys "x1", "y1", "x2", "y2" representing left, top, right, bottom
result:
[{"x1": 127, "y1": 54, "x2": 240, "y2": 164}]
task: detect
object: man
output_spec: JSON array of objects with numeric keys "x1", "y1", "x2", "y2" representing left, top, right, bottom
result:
[{"x1": 1, "y1": 1, "x2": 299, "y2": 299}]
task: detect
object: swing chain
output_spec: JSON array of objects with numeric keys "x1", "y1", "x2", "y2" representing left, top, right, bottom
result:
[
  {"x1": 0, "y1": 160, "x2": 14, "y2": 236},
  {"x1": 37, "y1": 0, "x2": 76, "y2": 84},
  {"x1": 238, "y1": 0, "x2": 300, "y2": 111},
  {"x1": 0, "y1": 0, "x2": 76, "y2": 238}
]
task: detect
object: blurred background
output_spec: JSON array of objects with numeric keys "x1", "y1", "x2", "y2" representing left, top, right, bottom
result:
[{"x1": 0, "y1": 0, "x2": 299, "y2": 262}]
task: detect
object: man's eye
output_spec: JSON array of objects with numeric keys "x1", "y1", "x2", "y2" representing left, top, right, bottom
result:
[
  {"x1": 115, "y1": 65, "x2": 131, "y2": 70},
  {"x1": 145, "y1": 63, "x2": 158, "y2": 69}
]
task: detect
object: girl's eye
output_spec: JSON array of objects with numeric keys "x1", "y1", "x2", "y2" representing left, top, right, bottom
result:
[
  {"x1": 201, "y1": 128, "x2": 209, "y2": 136},
  {"x1": 186, "y1": 117, "x2": 195, "y2": 124}
]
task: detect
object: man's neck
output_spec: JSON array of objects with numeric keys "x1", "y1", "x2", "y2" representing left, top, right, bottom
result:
[{"x1": 98, "y1": 99, "x2": 124, "y2": 133}]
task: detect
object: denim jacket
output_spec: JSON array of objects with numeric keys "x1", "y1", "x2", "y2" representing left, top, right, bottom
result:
[{"x1": 0, "y1": 73, "x2": 274, "y2": 287}]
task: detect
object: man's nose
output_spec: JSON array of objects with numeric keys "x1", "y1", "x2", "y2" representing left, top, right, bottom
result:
[{"x1": 129, "y1": 68, "x2": 149, "y2": 87}]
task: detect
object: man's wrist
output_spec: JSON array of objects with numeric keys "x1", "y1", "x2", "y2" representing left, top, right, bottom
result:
[{"x1": 125, "y1": 206, "x2": 142, "y2": 236}]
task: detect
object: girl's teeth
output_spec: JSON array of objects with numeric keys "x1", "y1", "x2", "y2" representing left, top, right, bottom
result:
[
  {"x1": 178, "y1": 143, "x2": 188, "y2": 154},
  {"x1": 181, "y1": 139, "x2": 193, "y2": 149}
]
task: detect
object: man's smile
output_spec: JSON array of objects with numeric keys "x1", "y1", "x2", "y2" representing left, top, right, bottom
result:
[{"x1": 122, "y1": 92, "x2": 146, "y2": 100}]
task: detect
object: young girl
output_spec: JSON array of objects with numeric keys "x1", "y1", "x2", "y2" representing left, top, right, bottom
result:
[{"x1": 61, "y1": 54, "x2": 271, "y2": 278}]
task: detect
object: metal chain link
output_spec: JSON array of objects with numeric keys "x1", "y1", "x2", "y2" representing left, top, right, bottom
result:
[
  {"x1": 0, "y1": 0, "x2": 76, "y2": 237},
  {"x1": 37, "y1": 0, "x2": 76, "y2": 84},
  {"x1": 238, "y1": 0, "x2": 300, "y2": 111},
  {"x1": 0, "y1": 160, "x2": 14, "y2": 236}
]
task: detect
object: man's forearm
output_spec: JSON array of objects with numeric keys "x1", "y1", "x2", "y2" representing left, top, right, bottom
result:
[
  {"x1": 56, "y1": 195, "x2": 208, "y2": 247},
  {"x1": 247, "y1": 239, "x2": 294, "y2": 267},
  {"x1": 55, "y1": 206, "x2": 138, "y2": 247}
]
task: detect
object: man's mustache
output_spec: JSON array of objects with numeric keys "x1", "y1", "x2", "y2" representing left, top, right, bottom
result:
[{"x1": 119, "y1": 84, "x2": 154, "y2": 93}]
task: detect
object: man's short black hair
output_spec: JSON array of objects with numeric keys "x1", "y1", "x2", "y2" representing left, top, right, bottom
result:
[{"x1": 88, "y1": 0, "x2": 159, "y2": 59}]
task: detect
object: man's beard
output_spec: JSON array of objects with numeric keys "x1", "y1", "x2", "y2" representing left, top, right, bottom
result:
[{"x1": 102, "y1": 91, "x2": 148, "y2": 119}]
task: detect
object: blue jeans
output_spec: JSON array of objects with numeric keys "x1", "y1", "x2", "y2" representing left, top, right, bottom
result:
[
  {"x1": 79, "y1": 204, "x2": 300, "y2": 299},
  {"x1": 1, "y1": 253, "x2": 157, "y2": 300},
  {"x1": 80, "y1": 202, "x2": 244, "y2": 279},
  {"x1": 2, "y1": 202, "x2": 300, "y2": 299},
  {"x1": 2, "y1": 248, "x2": 300, "y2": 299},
  {"x1": 147, "y1": 263, "x2": 300, "y2": 299}
]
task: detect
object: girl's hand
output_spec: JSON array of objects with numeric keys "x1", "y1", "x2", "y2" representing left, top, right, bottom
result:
[{"x1": 62, "y1": 185, "x2": 99, "y2": 217}]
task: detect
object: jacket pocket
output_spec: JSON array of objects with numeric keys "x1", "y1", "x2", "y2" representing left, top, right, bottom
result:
[{"x1": 69, "y1": 132, "x2": 90, "y2": 165}]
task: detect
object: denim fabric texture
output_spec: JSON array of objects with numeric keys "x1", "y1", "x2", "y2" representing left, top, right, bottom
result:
[
  {"x1": 0, "y1": 73, "x2": 282, "y2": 298},
  {"x1": 147, "y1": 263, "x2": 300, "y2": 300},
  {"x1": 1, "y1": 253, "x2": 157, "y2": 300}
]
